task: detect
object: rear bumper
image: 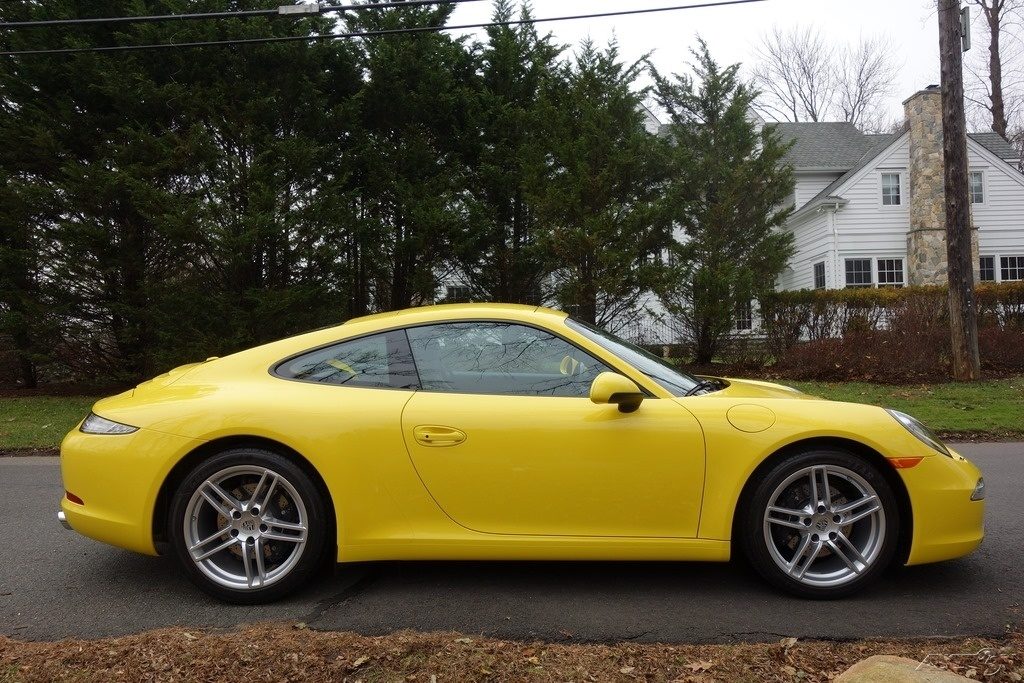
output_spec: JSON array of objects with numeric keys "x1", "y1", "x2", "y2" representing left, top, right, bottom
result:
[
  {"x1": 59, "y1": 426, "x2": 204, "y2": 556},
  {"x1": 901, "y1": 449, "x2": 985, "y2": 566}
]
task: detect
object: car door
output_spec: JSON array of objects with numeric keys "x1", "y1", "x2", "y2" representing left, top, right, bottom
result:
[{"x1": 400, "y1": 321, "x2": 706, "y2": 538}]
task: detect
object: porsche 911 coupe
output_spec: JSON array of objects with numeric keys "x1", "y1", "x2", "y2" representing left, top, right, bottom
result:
[{"x1": 58, "y1": 304, "x2": 985, "y2": 603}]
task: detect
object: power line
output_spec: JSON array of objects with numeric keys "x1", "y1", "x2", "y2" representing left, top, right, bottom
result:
[
  {"x1": 0, "y1": 0, "x2": 770, "y2": 57},
  {"x1": 0, "y1": 0, "x2": 487, "y2": 30}
]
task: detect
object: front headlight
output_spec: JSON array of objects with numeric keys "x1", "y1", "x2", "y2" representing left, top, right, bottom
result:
[
  {"x1": 885, "y1": 409, "x2": 951, "y2": 457},
  {"x1": 80, "y1": 413, "x2": 138, "y2": 435}
]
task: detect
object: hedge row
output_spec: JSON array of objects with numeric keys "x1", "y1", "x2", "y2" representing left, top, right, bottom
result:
[{"x1": 749, "y1": 282, "x2": 1024, "y2": 382}]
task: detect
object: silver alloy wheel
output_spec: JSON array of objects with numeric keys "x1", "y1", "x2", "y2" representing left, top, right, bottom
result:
[
  {"x1": 183, "y1": 465, "x2": 308, "y2": 591},
  {"x1": 762, "y1": 464, "x2": 885, "y2": 588}
]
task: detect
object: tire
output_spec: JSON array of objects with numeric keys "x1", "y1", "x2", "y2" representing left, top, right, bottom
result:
[
  {"x1": 738, "y1": 447, "x2": 900, "y2": 599},
  {"x1": 168, "y1": 447, "x2": 328, "y2": 604}
]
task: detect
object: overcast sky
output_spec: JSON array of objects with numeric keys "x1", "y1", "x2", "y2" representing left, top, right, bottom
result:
[{"x1": 447, "y1": 0, "x2": 941, "y2": 124}]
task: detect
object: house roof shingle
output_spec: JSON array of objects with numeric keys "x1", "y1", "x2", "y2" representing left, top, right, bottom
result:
[
  {"x1": 773, "y1": 123, "x2": 1020, "y2": 170},
  {"x1": 969, "y1": 132, "x2": 1019, "y2": 160},
  {"x1": 772, "y1": 122, "x2": 880, "y2": 169}
]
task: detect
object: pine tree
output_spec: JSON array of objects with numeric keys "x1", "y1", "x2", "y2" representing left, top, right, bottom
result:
[
  {"x1": 0, "y1": 1, "x2": 366, "y2": 380},
  {"x1": 453, "y1": 0, "x2": 562, "y2": 304},
  {"x1": 532, "y1": 41, "x2": 674, "y2": 327},
  {"x1": 347, "y1": 1, "x2": 475, "y2": 311},
  {"x1": 653, "y1": 40, "x2": 795, "y2": 364}
]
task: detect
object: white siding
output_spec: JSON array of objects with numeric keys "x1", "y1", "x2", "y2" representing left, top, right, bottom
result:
[
  {"x1": 794, "y1": 172, "x2": 843, "y2": 209},
  {"x1": 780, "y1": 133, "x2": 1024, "y2": 290},
  {"x1": 780, "y1": 210, "x2": 833, "y2": 290},
  {"x1": 970, "y1": 147, "x2": 1024, "y2": 257},
  {"x1": 830, "y1": 136, "x2": 912, "y2": 261}
]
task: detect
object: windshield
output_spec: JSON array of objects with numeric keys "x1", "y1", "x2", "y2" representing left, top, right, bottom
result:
[{"x1": 565, "y1": 318, "x2": 702, "y2": 397}]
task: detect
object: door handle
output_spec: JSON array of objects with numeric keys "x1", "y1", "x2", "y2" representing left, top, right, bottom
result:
[{"x1": 413, "y1": 425, "x2": 467, "y2": 447}]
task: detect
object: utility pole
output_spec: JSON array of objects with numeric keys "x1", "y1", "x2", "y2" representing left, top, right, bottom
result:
[{"x1": 938, "y1": 0, "x2": 981, "y2": 381}]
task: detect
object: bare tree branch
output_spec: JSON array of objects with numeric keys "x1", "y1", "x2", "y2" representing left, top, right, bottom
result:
[
  {"x1": 750, "y1": 26, "x2": 898, "y2": 131},
  {"x1": 751, "y1": 26, "x2": 837, "y2": 122},
  {"x1": 966, "y1": 0, "x2": 1024, "y2": 145},
  {"x1": 836, "y1": 35, "x2": 900, "y2": 129}
]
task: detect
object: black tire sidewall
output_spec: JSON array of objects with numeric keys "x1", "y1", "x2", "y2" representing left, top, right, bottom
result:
[
  {"x1": 168, "y1": 447, "x2": 328, "y2": 604},
  {"x1": 739, "y1": 448, "x2": 900, "y2": 599}
]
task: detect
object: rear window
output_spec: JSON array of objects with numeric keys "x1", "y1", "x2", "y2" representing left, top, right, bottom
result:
[{"x1": 274, "y1": 330, "x2": 418, "y2": 389}]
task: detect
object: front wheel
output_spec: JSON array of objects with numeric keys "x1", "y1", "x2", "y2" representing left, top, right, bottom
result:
[
  {"x1": 168, "y1": 448, "x2": 328, "y2": 604},
  {"x1": 739, "y1": 448, "x2": 900, "y2": 599}
]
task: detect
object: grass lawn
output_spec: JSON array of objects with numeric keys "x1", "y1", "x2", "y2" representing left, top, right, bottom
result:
[
  {"x1": 0, "y1": 396, "x2": 96, "y2": 450},
  {"x1": 790, "y1": 377, "x2": 1024, "y2": 438}
]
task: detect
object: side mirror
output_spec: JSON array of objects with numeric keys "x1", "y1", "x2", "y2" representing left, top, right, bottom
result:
[{"x1": 589, "y1": 372, "x2": 645, "y2": 413}]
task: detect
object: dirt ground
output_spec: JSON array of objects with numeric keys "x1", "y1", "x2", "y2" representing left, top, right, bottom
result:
[{"x1": 2, "y1": 623, "x2": 1022, "y2": 682}]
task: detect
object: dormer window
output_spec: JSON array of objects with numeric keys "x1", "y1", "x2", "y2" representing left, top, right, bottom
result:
[{"x1": 881, "y1": 173, "x2": 902, "y2": 206}]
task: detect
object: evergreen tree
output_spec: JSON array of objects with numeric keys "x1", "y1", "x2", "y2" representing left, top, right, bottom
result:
[
  {"x1": 653, "y1": 40, "x2": 795, "y2": 363},
  {"x1": 0, "y1": 1, "x2": 366, "y2": 379},
  {"x1": 532, "y1": 41, "x2": 675, "y2": 327},
  {"x1": 348, "y1": 1, "x2": 475, "y2": 310},
  {"x1": 0, "y1": 0, "x2": 201, "y2": 381},
  {"x1": 453, "y1": 0, "x2": 562, "y2": 304},
  {"x1": 151, "y1": 5, "x2": 365, "y2": 355}
]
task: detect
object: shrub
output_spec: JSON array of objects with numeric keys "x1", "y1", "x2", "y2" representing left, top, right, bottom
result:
[
  {"x1": 979, "y1": 328, "x2": 1024, "y2": 371},
  {"x1": 761, "y1": 283, "x2": 1023, "y2": 382}
]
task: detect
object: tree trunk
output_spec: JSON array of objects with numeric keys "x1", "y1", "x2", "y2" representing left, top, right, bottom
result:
[
  {"x1": 985, "y1": 3, "x2": 1009, "y2": 137},
  {"x1": 11, "y1": 315, "x2": 37, "y2": 389},
  {"x1": 939, "y1": 0, "x2": 982, "y2": 381},
  {"x1": 693, "y1": 319, "x2": 716, "y2": 365}
]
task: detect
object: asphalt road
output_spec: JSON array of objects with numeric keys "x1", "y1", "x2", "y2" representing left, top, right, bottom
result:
[{"x1": 1, "y1": 443, "x2": 1021, "y2": 644}]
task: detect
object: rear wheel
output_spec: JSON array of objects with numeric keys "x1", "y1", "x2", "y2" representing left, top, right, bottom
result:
[
  {"x1": 168, "y1": 448, "x2": 327, "y2": 604},
  {"x1": 739, "y1": 448, "x2": 899, "y2": 599}
]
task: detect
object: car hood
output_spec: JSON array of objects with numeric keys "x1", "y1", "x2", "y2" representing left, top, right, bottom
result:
[{"x1": 700, "y1": 377, "x2": 815, "y2": 400}]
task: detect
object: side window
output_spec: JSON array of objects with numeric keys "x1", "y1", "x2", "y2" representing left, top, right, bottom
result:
[
  {"x1": 406, "y1": 322, "x2": 611, "y2": 397},
  {"x1": 275, "y1": 331, "x2": 418, "y2": 389}
]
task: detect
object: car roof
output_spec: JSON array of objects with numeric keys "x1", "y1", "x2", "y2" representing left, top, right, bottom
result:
[{"x1": 344, "y1": 303, "x2": 568, "y2": 327}]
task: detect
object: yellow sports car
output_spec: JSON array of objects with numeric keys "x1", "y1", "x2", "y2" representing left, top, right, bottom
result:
[{"x1": 58, "y1": 304, "x2": 985, "y2": 603}]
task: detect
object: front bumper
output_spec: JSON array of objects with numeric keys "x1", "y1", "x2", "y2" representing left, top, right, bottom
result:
[{"x1": 901, "y1": 447, "x2": 985, "y2": 566}]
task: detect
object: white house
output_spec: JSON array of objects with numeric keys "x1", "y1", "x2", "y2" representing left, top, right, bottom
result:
[
  {"x1": 623, "y1": 86, "x2": 1024, "y2": 343},
  {"x1": 776, "y1": 86, "x2": 1024, "y2": 293}
]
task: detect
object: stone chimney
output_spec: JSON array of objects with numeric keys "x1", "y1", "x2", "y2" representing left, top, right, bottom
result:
[{"x1": 904, "y1": 86, "x2": 978, "y2": 286}]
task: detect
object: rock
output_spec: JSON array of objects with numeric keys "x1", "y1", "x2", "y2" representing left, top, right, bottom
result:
[{"x1": 836, "y1": 656, "x2": 971, "y2": 682}]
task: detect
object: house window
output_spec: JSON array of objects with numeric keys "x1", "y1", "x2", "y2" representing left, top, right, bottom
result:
[
  {"x1": 445, "y1": 285, "x2": 473, "y2": 303},
  {"x1": 980, "y1": 256, "x2": 996, "y2": 282},
  {"x1": 1002, "y1": 256, "x2": 1024, "y2": 282},
  {"x1": 877, "y1": 259, "x2": 905, "y2": 288},
  {"x1": 881, "y1": 173, "x2": 902, "y2": 206},
  {"x1": 969, "y1": 171, "x2": 984, "y2": 204},
  {"x1": 845, "y1": 259, "x2": 873, "y2": 288},
  {"x1": 735, "y1": 300, "x2": 753, "y2": 331},
  {"x1": 813, "y1": 262, "x2": 826, "y2": 290}
]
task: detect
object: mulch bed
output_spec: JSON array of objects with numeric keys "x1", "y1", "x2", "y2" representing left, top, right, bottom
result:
[{"x1": 2, "y1": 623, "x2": 1022, "y2": 682}]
